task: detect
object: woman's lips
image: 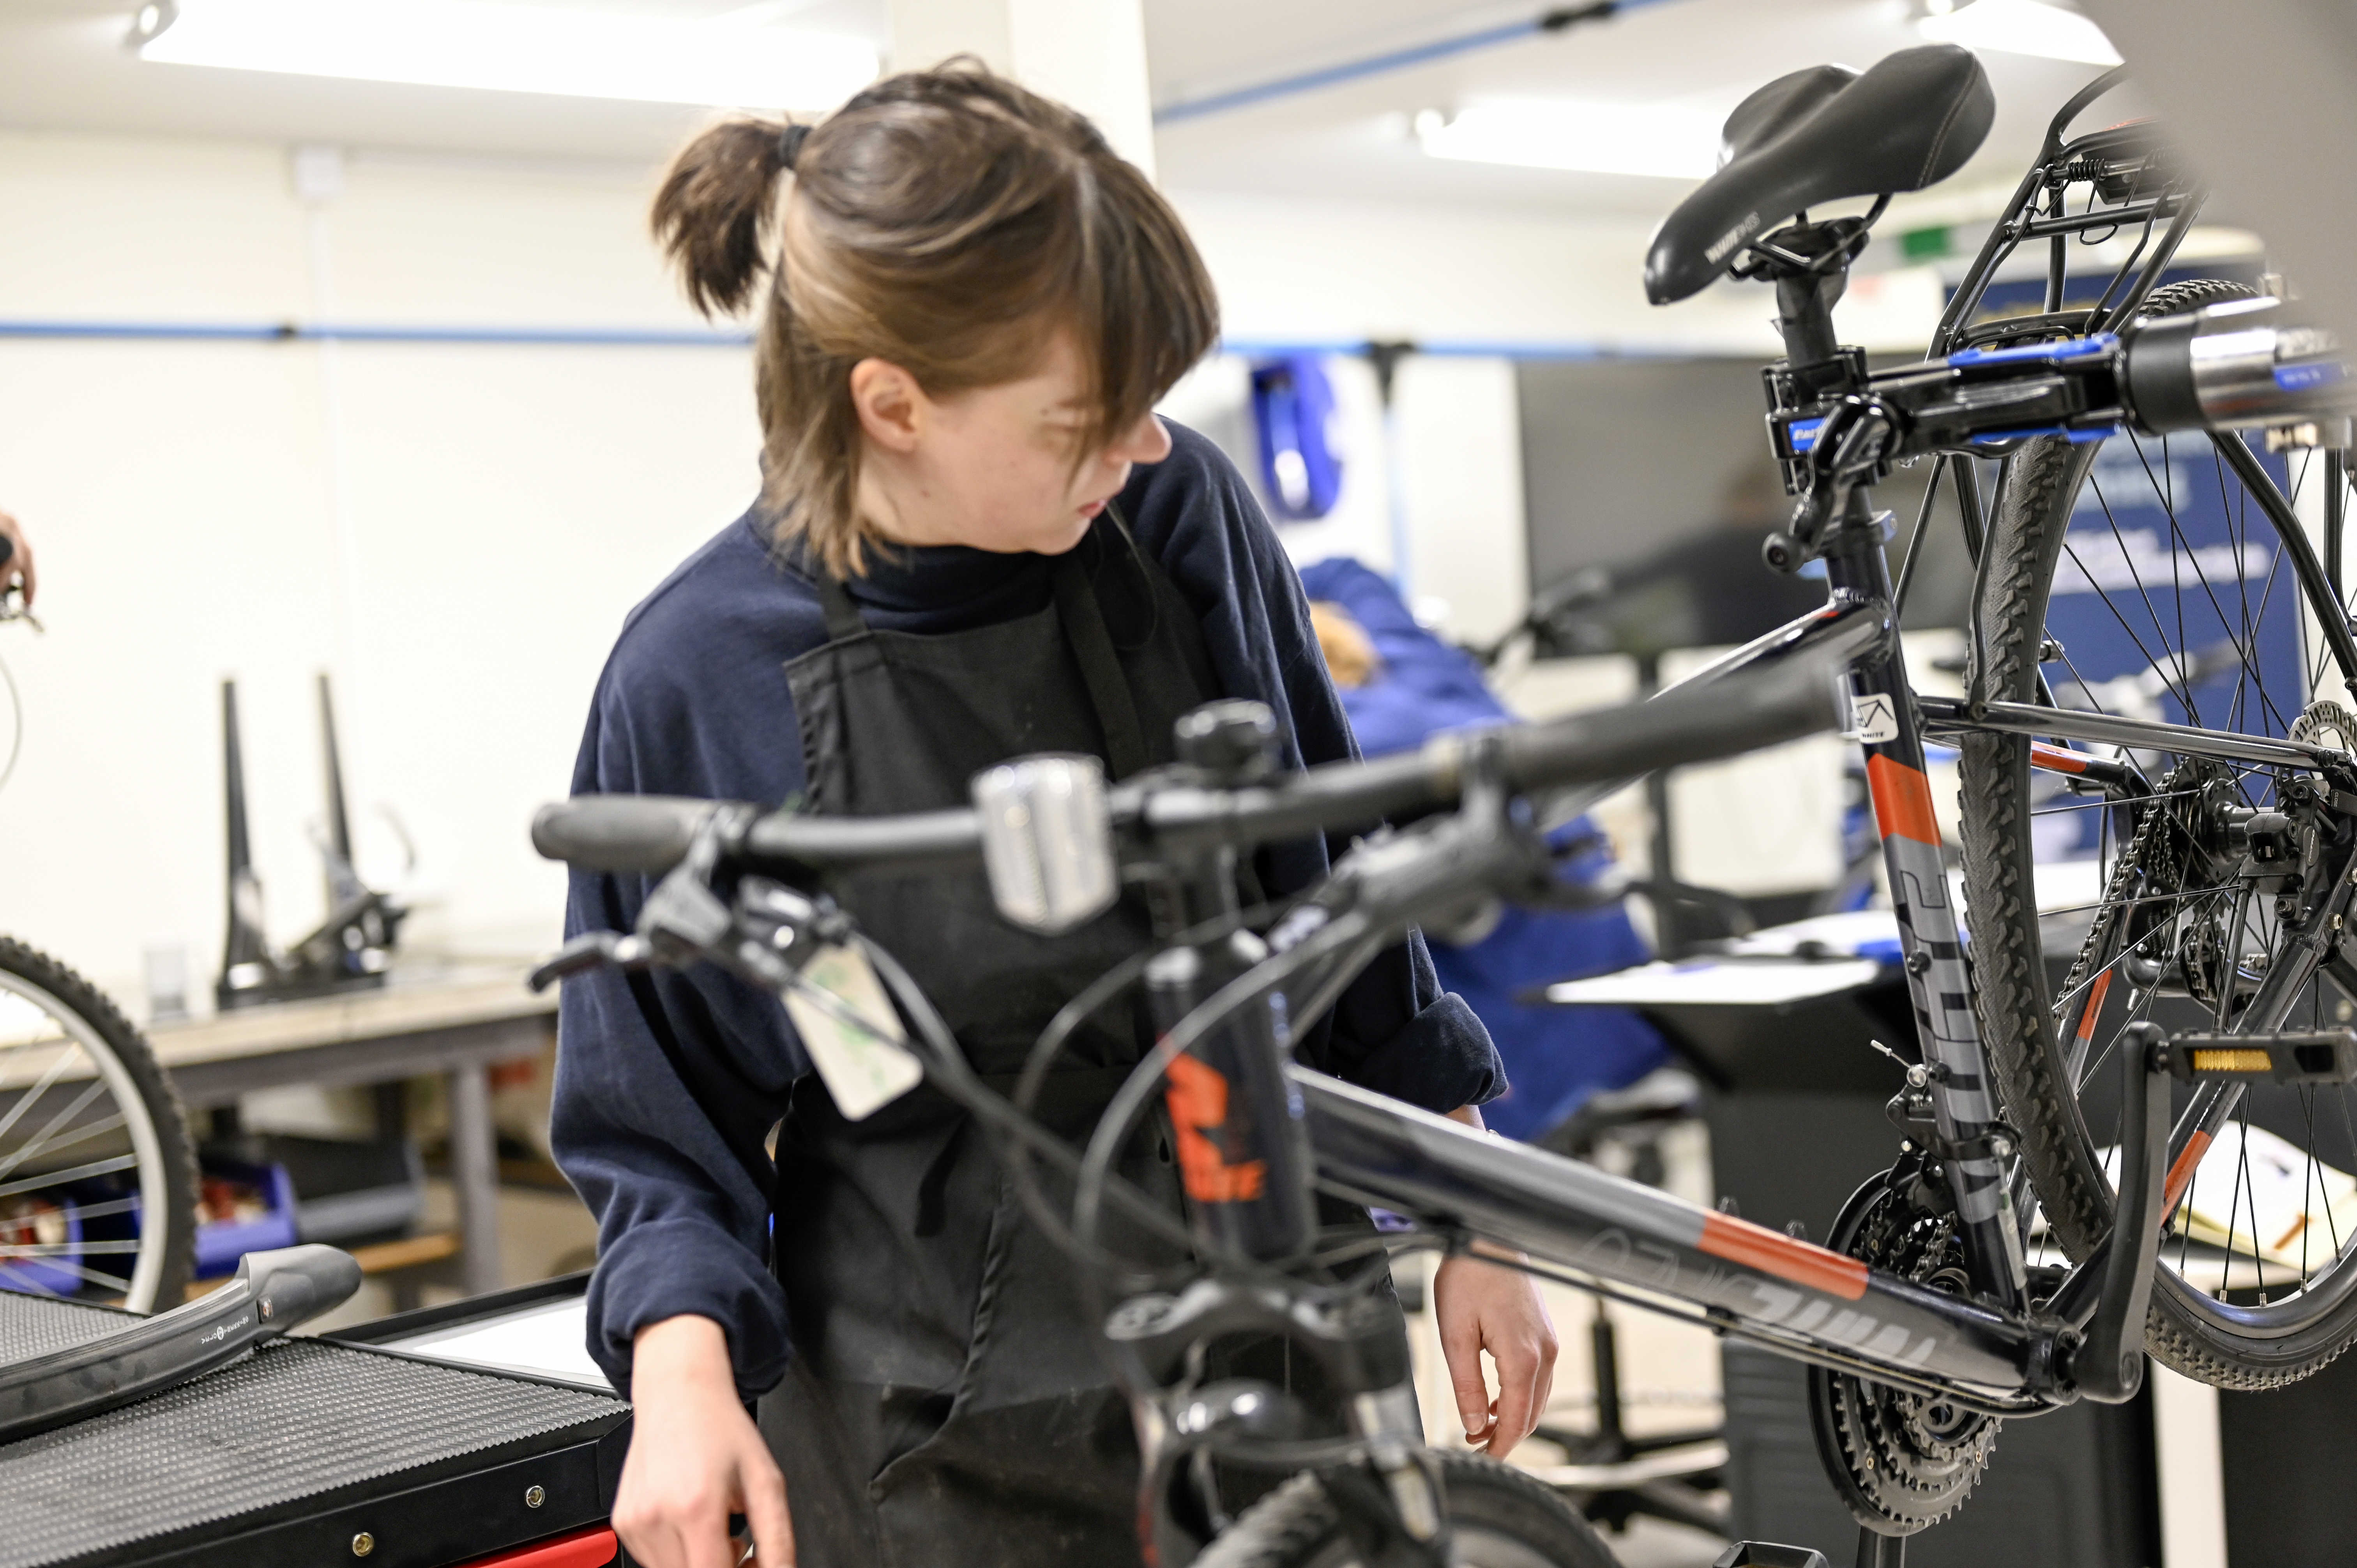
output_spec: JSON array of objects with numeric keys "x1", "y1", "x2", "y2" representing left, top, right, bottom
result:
[{"x1": 1078, "y1": 499, "x2": 1106, "y2": 518}]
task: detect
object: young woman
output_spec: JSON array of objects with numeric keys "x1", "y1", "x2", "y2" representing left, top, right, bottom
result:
[{"x1": 551, "y1": 64, "x2": 1557, "y2": 1568}]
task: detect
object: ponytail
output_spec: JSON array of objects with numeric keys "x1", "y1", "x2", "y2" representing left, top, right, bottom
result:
[
  {"x1": 649, "y1": 62, "x2": 1219, "y2": 579},
  {"x1": 650, "y1": 118, "x2": 797, "y2": 317}
]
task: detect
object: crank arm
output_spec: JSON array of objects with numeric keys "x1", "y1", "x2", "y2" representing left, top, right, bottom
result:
[{"x1": 2061, "y1": 1025, "x2": 2170, "y2": 1404}]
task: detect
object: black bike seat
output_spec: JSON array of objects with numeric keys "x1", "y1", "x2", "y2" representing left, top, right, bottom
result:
[{"x1": 1645, "y1": 44, "x2": 1995, "y2": 305}]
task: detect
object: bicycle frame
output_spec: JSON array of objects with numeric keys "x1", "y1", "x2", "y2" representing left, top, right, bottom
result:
[{"x1": 1129, "y1": 77, "x2": 2357, "y2": 1490}]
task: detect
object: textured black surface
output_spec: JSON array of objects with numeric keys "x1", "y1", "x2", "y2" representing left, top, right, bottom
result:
[
  {"x1": 0, "y1": 1305, "x2": 625, "y2": 1568},
  {"x1": 0, "y1": 1291, "x2": 127, "y2": 1365}
]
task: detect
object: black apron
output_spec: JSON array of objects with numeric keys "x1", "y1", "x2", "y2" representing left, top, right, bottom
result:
[{"x1": 759, "y1": 516, "x2": 1217, "y2": 1567}]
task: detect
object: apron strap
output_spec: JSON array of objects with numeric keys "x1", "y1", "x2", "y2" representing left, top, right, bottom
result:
[
  {"x1": 810, "y1": 514, "x2": 1157, "y2": 778},
  {"x1": 1053, "y1": 537, "x2": 1152, "y2": 780},
  {"x1": 811, "y1": 570, "x2": 870, "y2": 644}
]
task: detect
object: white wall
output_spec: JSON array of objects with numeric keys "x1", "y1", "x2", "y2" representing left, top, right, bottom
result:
[
  {"x1": 0, "y1": 129, "x2": 758, "y2": 1006},
  {"x1": 1158, "y1": 351, "x2": 1527, "y2": 645},
  {"x1": 0, "y1": 131, "x2": 1886, "y2": 1010},
  {"x1": 1170, "y1": 186, "x2": 1948, "y2": 356}
]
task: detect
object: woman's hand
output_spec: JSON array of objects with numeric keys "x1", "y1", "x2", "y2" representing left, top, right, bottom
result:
[
  {"x1": 1431, "y1": 1107, "x2": 1558, "y2": 1458},
  {"x1": 617, "y1": 1316, "x2": 794, "y2": 1568}
]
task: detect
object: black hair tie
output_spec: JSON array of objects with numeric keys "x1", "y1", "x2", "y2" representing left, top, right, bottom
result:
[{"x1": 777, "y1": 122, "x2": 811, "y2": 170}]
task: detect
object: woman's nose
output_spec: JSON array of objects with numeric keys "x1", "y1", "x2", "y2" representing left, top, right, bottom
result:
[{"x1": 1111, "y1": 414, "x2": 1173, "y2": 466}]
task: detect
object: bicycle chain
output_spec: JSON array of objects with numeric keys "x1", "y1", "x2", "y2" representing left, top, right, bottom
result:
[{"x1": 2055, "y1": 758, "x2": 2207, "y2": 1019}]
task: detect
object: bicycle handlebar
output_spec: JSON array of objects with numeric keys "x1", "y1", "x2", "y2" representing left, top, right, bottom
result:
[{"x1": 534, "y1": 648, "x2": 1848, "y2": 882}]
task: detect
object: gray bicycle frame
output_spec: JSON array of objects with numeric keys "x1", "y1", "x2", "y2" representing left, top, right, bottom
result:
[{"x1": 1270, "y1": 364, "x2": 2357, "y2": 1411}]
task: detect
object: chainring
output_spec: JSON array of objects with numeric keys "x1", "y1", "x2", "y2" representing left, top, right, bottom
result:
[{"x1": 1805, "y1": 1169, "x2": 2000, "y2": 1535}]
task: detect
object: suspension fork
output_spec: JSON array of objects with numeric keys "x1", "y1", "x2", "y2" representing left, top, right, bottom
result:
[{"x1": 1823, "y1": 522, "x2": 2030, "y2": 1312}]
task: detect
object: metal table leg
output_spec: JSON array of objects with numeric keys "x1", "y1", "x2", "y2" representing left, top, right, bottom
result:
[{"x1": 447, "y1": 1062, "x2": 503, "y2": 1298}]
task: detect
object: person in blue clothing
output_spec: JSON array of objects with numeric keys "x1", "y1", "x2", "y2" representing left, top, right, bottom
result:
[
  {"x1": 550, "y1": 65, "x2": 1557, "y2": 1568},
  {"x1": 1296, "y1": 558, "x2": 1669, "y2": 1143}
]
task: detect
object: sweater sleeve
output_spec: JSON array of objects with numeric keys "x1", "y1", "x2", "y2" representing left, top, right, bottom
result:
[
  {"x1": 549, "y1": 526, "x2": 822, "y2": 1401},
  {"x1": 1126, "y1": 424, "x2": 1506, "y2": 1113}
]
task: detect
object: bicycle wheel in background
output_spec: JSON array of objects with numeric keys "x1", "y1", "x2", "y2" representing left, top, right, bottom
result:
[
  {"x1": 1958, "y1": 280, "x2": 2357, "y2": 1385},
  {"x1": 0, "y1": 936, "x2": 196, "y2": 1312},
  {"x1": 1193, "y1": 1451, "x2": 1618, "y2": 1568}
]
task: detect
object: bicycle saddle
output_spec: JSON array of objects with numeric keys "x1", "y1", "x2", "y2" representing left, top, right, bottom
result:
[{"x1": 1645, "y1": 44, "x2": 1995, "y2": 305}]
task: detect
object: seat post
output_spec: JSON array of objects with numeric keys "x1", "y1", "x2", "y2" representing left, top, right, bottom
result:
[{"x1": 1774, "y1": 267, "x2": 1846, "y2": 367}]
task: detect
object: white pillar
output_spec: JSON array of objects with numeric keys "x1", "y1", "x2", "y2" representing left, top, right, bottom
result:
[
  {"x1": 2151, "y1": 1361, "x2": 2229, "y2": 1568},
  {"x1": 885, "y1": 0, "x2": 1156, "y2": 179}
]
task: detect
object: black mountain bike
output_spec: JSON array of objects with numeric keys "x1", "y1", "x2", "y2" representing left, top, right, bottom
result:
[{"x1": 533, "y1": 44, "x2": 2357, "y2": 1568}]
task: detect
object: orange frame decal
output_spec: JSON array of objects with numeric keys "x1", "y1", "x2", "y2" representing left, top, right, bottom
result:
[
  {"x1": 1865, "y1": 754, "x2": 1941, "y2": 846},
  {"x1": 2074, "y1": 970, "x2": 2113, "y2": 1046},
  {"x1": 1699, "y1": 1211, "x2": 1870, "y2": 1300},
  {"x1": 1164, "y1": 1052, "x2": 1267, "y2": 1203},
  {"x1": 2163, "y1": 1129, "x2": 2215, "y2": 1215}
]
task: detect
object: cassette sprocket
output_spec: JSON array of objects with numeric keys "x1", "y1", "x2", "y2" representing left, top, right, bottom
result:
[{"x1": 1806, "y1": 1163, "x2": 2000, "y2": 1535}]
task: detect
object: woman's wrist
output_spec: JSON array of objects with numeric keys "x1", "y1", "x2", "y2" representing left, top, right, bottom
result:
[{"x1": 632, "y1": 1315, "x2": 737, "y2": 1398}]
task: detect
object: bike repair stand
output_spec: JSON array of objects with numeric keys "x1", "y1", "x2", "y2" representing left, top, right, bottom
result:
[{"x1": 216, "y1": 673, "x2": 407, "y2": 1010}]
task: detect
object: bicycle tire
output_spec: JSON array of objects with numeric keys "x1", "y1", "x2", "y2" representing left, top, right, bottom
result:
[
  {"x1": 0, "y1": 936, "x2": 197, "y2": 1313},
  {"x1": 1958, "y1": 280, "x2": 2357, "y2": 1386},
  {"x1": 1193, "y1": 1450, "x2": 1617, "y2": 1568}
]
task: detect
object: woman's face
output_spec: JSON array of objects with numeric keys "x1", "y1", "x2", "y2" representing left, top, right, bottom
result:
[{"x1": 851, "y1": 327, "x2": 1172, "y2": 556}]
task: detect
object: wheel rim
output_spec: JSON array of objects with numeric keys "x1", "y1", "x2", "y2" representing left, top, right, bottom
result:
[
  {"x1": 0, "y1": 969, "x2": 171, "y2": 1312},
  {"x1": 2025, "y1": 426, "x2": 2357, "y2": 1339}
]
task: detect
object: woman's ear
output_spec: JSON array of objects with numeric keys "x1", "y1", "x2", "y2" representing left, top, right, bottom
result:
[{"x1": 849, "y1": 358, "x2": 926, "y2": 453}]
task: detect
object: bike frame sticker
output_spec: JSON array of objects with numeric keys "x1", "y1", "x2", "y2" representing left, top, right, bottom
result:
[
  {"x1": 2164, "y1": 1128, "x2": 2215, "y2": 1214},
  {"x1": 1698, "y1": 1210, "x2": 1869, "y2": 1300},
  {"x1": 2074, "y1": 969, "x2": 2113, "y2": 1046},
  {"x1": 1165, "y1": 1053, "x2": 1267, "y2": 1203},
  {"x1": 1848, "y1": 690, "x2": 1901, "y2": 745},
  {"x1": 1866, "y1": 754, "x2": 1940, "y2": 845}
]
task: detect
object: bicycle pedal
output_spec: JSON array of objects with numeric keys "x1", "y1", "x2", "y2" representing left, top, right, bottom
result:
[
  {"x1": 1712, "y1": 1544, "x2": 1829, "y2": 1568},
  {"x1": 2165, "y1": 1028, "x2": 2357, "y2": 1084}
]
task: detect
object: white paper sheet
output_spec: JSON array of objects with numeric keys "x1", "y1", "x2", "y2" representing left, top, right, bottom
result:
[
  {"x1": 1542, "y1": 957, "x2": 1885, "y2": 1007},
  {"x1": 381, "y1": 1295, "x2": 614, "y2": 1392}
]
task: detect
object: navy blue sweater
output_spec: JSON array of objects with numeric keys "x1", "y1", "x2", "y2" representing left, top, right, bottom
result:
[{"x1": 551, "y1": 422, "x2": 1504, "y2": 1400}]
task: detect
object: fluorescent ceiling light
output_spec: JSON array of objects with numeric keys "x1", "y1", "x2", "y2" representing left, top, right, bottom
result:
[
  {"x1": 1916, "y1": 0, "x2": 2122, "y2": 66},
  {"x1": 137, "y1": 0, "x2": 878, "y2": 109},
  {"x1": 1415, "y1": 100, "x2": 1723, "y2": 181}
]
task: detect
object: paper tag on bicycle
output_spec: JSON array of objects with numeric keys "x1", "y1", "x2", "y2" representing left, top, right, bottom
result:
[
  {"x1": 1846, "y1": 690, "x2": 1901, "y2": 745},
  {"x1": 785, "y1": 945, "x2": 922, "y2": 1121}
]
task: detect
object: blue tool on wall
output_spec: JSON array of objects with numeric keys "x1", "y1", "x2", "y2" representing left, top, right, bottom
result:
[{"x1": 1249, "y1": 353, "x2": 1344, "y2": 520}]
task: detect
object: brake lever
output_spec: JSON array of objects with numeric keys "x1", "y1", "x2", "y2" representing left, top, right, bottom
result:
[{"x1": 528, "y1": 930, "x2": 656, "y2": 991}]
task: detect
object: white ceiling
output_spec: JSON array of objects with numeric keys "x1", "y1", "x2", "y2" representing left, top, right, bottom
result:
[
  {"x1": 1150, "y1": 0, "x2": 2132, "y2": 219},
  {"x1": 0, "y1": 0, "x2": 2136, "y2": 219}
]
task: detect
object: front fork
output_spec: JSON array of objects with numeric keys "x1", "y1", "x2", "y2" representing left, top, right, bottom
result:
[{"x1": 1824, "y1": 526, "x2": 2030, "y2": 1312}]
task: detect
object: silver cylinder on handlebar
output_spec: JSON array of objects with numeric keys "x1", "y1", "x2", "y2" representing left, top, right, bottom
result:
[
  {"x1": 972, "y1": 754, "x2": 1119, "y2": 934},
  {"x1": 2124, "y1": 295, "x2": 2352, "y2": 438}
]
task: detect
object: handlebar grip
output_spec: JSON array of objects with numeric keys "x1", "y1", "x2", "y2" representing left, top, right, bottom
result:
[{"x1": 532, "y1": 795, "x2": 721, "y2": 874}]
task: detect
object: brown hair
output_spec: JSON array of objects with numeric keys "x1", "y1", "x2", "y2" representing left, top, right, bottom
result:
[{"x1": 651, "y1": 62, "x2": 1220, "y2": 577}]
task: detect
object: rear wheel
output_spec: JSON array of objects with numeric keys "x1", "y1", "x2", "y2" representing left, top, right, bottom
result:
[
  {"x1": 0, "y1": 937, "x2": 196, "y2": 1312},
  {"x1": 1194, "y1": 1451, "x2": 1617, "y2": 1568},
  {"x1": 1958, "y1": 282, "x2": 2357, "y2": 1385}
]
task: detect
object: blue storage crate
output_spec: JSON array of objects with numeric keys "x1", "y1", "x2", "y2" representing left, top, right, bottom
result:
[{"x1": 194, "y1": 1155, "x2": 298, "y2": 1278}]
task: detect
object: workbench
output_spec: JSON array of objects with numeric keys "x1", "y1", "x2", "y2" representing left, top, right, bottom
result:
[{"x1": 147, "y1": 966, "x2": 555, "y2": 1298}]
